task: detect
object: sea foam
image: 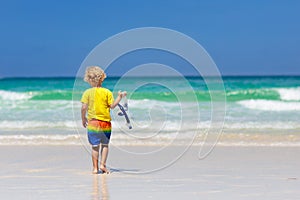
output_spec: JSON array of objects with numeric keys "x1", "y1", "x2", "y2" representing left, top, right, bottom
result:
[
  {"x1": 0, "y1": 134, "x2": 81, "y2": 145},
  {"x1": 0, "y1": 90, "x2": 32, "y2": 100},
  {"x1": 276, "y1": 87, "x2": 300, "y2": 101},
  {"x1": 237, "y1": 99, "x2": 300, "y2": 111},
  {"x1": 0, "y1": 120, "x2": 77, "y2": 129}
]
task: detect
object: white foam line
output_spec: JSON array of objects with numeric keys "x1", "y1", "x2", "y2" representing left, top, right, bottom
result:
[
  {"x1": 0, "y1": 90, "x2": 32, "y2": 100},
  {"x1": 276, "y1": 87, "x2": 300, "y2": 101},
  {"x1": 237, "y1": 99, "x2": 300, "y2": 111}
]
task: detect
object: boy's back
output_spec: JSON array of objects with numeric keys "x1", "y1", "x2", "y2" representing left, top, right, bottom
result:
[{"x1": 81, "y1": 87, "x2": 114, "y2": 122}]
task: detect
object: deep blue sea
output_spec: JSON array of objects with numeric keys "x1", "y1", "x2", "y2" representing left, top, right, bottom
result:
[{"x1": 0, "y1": 76, "x2": 300, "y2": 146}]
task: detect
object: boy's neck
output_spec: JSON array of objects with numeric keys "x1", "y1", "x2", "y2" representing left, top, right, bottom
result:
[{"x1": 91, "y1": 83, "x2": 102, "y2": 87}]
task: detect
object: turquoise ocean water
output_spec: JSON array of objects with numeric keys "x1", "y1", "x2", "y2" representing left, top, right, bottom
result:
[{"x1": 0, "y1": 76, "x2": 300, "y2": 145}]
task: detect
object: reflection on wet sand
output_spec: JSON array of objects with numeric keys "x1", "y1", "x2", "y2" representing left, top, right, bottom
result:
[{"x1": 92, "y1": 174, "x2": 109, "y2": 200}]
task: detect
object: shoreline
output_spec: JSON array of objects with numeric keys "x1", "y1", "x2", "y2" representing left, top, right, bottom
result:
[{"x1": 1, "y1": 132, "x2": 300, "y2": 146}]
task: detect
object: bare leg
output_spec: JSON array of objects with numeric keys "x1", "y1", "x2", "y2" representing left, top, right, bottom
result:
[
  {"x1": 100, "y1": 144, "x2": 110, "y2": 174},
  {"x1": 92, "y1": 146, "x2": 100, "y2": 174}
]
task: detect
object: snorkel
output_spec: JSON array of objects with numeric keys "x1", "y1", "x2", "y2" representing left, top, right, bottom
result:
[{"x1": 117, "y1": 93, "x2": 132, "y2": 129}]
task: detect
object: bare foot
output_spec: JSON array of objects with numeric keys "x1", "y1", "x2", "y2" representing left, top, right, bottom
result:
[
  {"x1": 92, "y1": 168, "x2": 99, "y2": 174},
  {"x1": 100, "y1": 165, "x2": 110, "y2": 174}
]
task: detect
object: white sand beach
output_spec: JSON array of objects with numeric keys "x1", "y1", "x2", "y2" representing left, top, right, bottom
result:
[{"x1": 0, "y1": 145, "x2": 299, "y2": 199}]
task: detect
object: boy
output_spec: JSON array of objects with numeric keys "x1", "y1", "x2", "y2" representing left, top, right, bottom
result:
[{"x1": 81, "y1": 66, "x2": 125, "y2": 174}]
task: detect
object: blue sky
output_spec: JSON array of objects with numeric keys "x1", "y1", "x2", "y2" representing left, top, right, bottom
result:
[{"x1": 0, "y1": 0, "x2": 299, "y2": 77}]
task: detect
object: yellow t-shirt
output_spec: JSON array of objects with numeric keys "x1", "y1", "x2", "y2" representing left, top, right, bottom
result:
[{"x1": 81, "y1": 87, "x2": 114, "y2": 122}]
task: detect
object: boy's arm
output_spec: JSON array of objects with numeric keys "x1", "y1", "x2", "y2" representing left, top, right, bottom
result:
[
  {"x1": 110, "y1": 91, "x2": 125, "y2": 109},
  {"x1": 81, "y1": 103, "x2": 88, "y2": 128}
]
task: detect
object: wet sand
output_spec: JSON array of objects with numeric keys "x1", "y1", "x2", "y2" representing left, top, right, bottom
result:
[{"x1": 0, "y1": 145, "x2": 299, "y2": 199}]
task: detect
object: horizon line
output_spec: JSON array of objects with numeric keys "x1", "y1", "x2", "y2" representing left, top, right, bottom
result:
[{"x1": 1, "y1": 74, "x2": 300, "y2": 79}]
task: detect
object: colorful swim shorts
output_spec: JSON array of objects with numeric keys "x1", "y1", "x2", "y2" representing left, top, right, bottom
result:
[{"x1": 87, "y1": 119, "x2": 112, "y2": 146}]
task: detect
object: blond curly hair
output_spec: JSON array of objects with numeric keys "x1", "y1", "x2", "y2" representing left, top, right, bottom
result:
[{"x1": 84, "y1": 66, "x2": 107, "y2": 86}]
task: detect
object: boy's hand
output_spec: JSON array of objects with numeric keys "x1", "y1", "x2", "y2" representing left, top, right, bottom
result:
[
  {"x1": 82, "y1": 117, "x2": 88, "y2": 128},
  {"x1": 111, "y1": 91, "x2": 127, "y2": 109},
  {"x1": 118, "y1": 90, "x2": 127, "y2": 98},
  {"x1": 118, "y1": 90, "x2": 123, "y2": 98}
]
